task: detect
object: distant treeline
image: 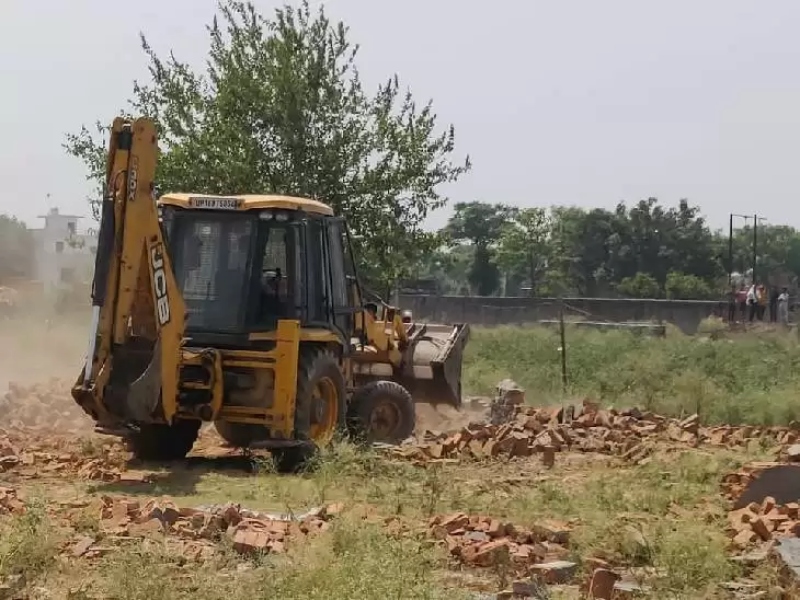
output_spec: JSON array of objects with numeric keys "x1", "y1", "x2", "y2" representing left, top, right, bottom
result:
[{"x1": 407, "y1": 198, "x2": 799, "y2": 298}]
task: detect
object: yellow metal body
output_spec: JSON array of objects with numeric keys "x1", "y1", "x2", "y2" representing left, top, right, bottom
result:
[
  {"x1": 356, "y1": 306, "x2": 407, "y2": 365},
  {"x1": 73, "y1": 115, "x2": 466, "y2": 452},
  {"x1": 210, "y1": 320, "x2": 301, "y2": 437},
  {"x1": 73, "y1": 117, "x2": 187, "y2": 425},
  {"x1": 158, "y1": 193, "x2": 334, "y2": 216},
  {"x1": 70, "y1": 118, "x2": 322, "y2": 443}
]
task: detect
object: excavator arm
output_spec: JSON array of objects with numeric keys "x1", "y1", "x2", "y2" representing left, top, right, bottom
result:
[{"x1": 72, "y1": 117, "x2": 187, "y2": 426}]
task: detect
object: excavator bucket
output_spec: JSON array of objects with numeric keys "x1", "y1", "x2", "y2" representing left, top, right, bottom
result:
[{"x1": 401, "y1": 322, "x2": 470, "y2": 407}]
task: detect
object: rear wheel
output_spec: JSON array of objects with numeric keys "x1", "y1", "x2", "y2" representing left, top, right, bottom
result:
[
  {"x1": 126, "y1": 420, "x2": 201, "y2": 461},
  {"x1": 272, "y1": 348, "x2": 346, "y2": 473},
  {"x1": 348, "y1": 380, "x2": 415, "y2": 444},
  {"x1": 294, "y1": 348, "x2": 347, "y2": 443},
  {"x1": 272, "y1": 444, "x2": 317, "y2": 474}
]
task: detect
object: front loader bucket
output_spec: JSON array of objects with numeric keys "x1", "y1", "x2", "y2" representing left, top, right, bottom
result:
[{"x1": 402, "y1": 322, "x2": 470, "y2": 407}]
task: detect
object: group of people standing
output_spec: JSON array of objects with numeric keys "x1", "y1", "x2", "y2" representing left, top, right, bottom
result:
[{"x1": 730, "y1": 284, "x2": 790, "y2": 324}]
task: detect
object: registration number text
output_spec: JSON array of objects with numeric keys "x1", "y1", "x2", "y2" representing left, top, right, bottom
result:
[{"x1": 188, "y1": 197, "x2": 242, "y2": 210}]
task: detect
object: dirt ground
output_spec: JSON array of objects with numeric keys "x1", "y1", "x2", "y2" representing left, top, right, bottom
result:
[{"x1": 1, "y1": 314, "x2": 800, "y2": 599}]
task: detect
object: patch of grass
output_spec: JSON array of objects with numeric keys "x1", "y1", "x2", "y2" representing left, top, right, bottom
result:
[
  {"x1": 398, "y1": 449, "x2": 758, "y2": 596},
  {"x1": 87, "y1": 518, "x2": 465, "y2": 600},
  {"x1": 562, "y1": 453, "x2": 743, "y2": 594},
  {"x1": 464, "y1": 325, "x2": 800, "y2": 425},
  {"x1": 16, "y1": 439, "x2": 772, "y2": 597},
  {"x1": 264, "y1": 518, "x2": 465, "y2": 599},
  {"x1": 88, "y1": 441, "x2": 434, "y2": 522},
  {"x1": 0, "y1": 498, "x2": 60, "y2": 580}
]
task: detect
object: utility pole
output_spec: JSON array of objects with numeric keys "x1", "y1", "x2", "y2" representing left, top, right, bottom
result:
[
  {"x1": 730, "y1": 214, "x2": 752, "y2": 284},
  {"x1": 753, "y1": 214, "x2": 758, "y2": 285},
  {"x1": 728, "y1": 214, "x2": 734, "y2": 286},
  {"x1": 557, "y1": 218, "x2": 568, "y2": 395},
  {"x1": 751, "y1": 215, "x2": 768, "y2": 286}
]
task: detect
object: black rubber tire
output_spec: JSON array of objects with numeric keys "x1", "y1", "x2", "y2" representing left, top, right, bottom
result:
[
  {"x1": 212, "y1": 348, "x2": 345, "y2": 472},
  {"x1": 126, "y1": 420, "x2": 201, "y2": 461},
  {"x1": 270, "y1": 348, "x2": 346, "y2": 474},
  {"x1": 347, "y1": 380, "x2": 415, "y2": 444},
  {"x1": 293, "y1": 347, "x2": 347, "y2": 442},
  {"x1": 272, "y1": 443, "x2": 318, "y2": 474}
]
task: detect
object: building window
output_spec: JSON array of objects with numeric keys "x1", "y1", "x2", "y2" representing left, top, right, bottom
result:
[
  {"x1": 67, "y1": 222, "x2": 76, "y2": 236},
  {"x1": 55, "y1": 241, "x2": 64, "y2": 253}
]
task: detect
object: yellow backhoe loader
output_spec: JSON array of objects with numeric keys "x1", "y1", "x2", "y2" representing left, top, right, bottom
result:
[{"x1": 71, "y1": 116, "x2": 469, "y2": 470}]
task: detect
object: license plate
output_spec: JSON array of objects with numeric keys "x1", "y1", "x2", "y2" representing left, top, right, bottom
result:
[{"x1": 188, "y1": 196, "x2": 243, "y2": 210}]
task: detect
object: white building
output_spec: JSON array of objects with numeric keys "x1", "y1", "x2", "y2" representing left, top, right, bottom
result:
[{"x1": 31, "y1": 208, "x2": 97, "y2": 293}]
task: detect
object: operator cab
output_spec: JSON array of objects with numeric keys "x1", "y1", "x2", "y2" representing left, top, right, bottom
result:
[{"x1": 158, "y1": 194, "x2": 358, "y2": 346}]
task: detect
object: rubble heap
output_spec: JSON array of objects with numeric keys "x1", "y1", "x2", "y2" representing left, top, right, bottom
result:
[
  {"x1": 726, "y1": 495, "x2": 800, "y2": 549},
  {"x1": 429, "y1": 512, "x2": 575, "y2": 579},
  {"x1": 428, "y1": 512, "x2": 647, "y2": 599},
  {"x1": 722, "y1": 460, "x2": 800, "y2": 552},
  {"x1": 393, "y1": 381, "x2": 797, "y2": 464},
  {"x1": 0, "y1": 429, "x2": 128, "y2": 482},
  {"x1": 69, "y1": 495, "x2": 343, "y2": 560},
  {"x1": 720, "y1": 463, "x2": 780, "y2": 504},
  {"x1": 1, "y1": 379, "x2": 89, "y2": 432},
  {"x1": 395, "y1": 402, "x2": 777, "y2": 463}
]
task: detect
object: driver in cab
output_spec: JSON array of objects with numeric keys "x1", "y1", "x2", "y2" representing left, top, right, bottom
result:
[{"x1": 259, "y1": 267, "x2": 287, "y2": 318}]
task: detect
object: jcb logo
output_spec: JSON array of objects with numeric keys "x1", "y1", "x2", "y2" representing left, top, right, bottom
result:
[
  {"x1": 127, "y1": 157, "x2": 139, "y2": 202},
  {"x1": 150, "y1": 242, "x2": 171, "y2": 326}
]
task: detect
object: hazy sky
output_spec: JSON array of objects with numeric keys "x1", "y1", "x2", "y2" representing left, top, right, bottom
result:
[{"x1": 3, "y1": 0, "x2": 800, "y2": 232}]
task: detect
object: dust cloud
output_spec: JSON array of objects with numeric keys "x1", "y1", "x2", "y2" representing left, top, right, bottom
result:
[
  {"x1": 0, "y1": 289, "x2": 486, "y2": 438},
  {"x1": 0, "y1": 301, "x2": 92, "y2": 433},
  {"x1": 414, "y1": 399, "x2": 490, "y2": 434}
]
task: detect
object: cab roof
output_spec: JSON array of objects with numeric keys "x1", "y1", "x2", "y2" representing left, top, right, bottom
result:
[{"x1": 158, "y1": 193, "x2": 334, "y2": 216}]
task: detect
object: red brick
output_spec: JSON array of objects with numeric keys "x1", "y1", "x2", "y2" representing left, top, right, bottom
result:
[
  {"x1": 588, "y1": 568, "x2": 619, "y2": 599},
  {"x1": 232, "y1": 529, "x2": 270, "y2": 554}
]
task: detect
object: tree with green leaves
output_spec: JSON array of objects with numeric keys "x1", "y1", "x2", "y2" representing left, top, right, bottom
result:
[
  {"x1": 664, "y1": 271, "x2": 714, "y2": 300},
  {"x1": 64, "y1": 0, "x2": 470, "y2": 294},
  {"x1": 548, "y1": 206, "x2": 617, "y2": 296},
  {"x1": 496, "y1": 207, "x2": 552, "y2": 297},
  {"x1": 729, "y1": 224, "x2": 800, "y2": 285},
  {"x1": 616, "y1": 272, "x2": 660, "y2": 298},
  {"x1": 444, "y1": 201, "x2": 517, "y2": 296}
]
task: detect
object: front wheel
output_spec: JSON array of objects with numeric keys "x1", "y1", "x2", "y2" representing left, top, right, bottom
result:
[{"x1": 348, "y1": 380, "x2": 416, "y2": 445}]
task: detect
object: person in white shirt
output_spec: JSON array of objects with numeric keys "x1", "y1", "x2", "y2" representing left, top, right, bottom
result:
[
  {"x1": 778, "y1": 287, "x2": 790, "y2": 325},
  {"x1": 746, "y1": 284, "x2": 757, "y2": 322}
]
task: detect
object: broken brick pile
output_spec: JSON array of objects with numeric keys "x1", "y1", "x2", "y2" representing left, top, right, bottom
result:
[
  {"x1": 726, "y1": 495, "x2": 800, "y2": 549},
  {"x1": 428, "y1": 512, "x2": 647, "y2": 599},
  {"x1": 0, "y1": 429, "x2": 129, "y2": 482},
  {"x1": 394, "y1": 398, "x2": 796, "y2": 464},
  {"x1": 67, "y1": 495, "x2": 342, "y2": 561},
  {"x1": 1, "y1": 379, "x2": 88, "y2": 432},
  {"x1": 429, "y1": 512, "x2": 575, "y2": 579},
  {"x1": 721, "y1": 459, "x2": 800, "y2": 552},
  {"x1": 720, "y1": 463, "x2": 780, "y2": 504}
]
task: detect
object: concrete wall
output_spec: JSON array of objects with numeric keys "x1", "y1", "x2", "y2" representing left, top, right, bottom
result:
[{"x1": 399, "y1": 295, "x2": 727, "y2": 334}]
